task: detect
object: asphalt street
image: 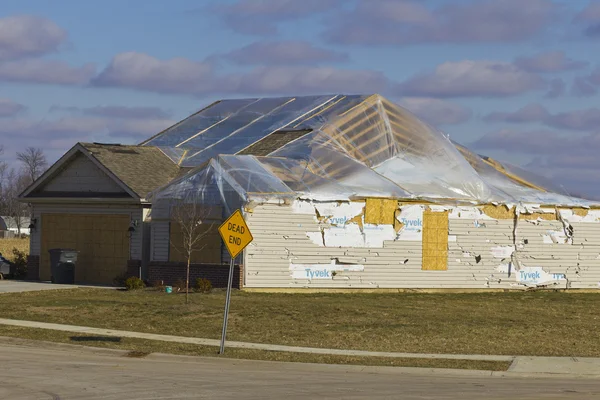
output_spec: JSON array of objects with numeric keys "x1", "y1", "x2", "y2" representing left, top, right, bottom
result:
[{"x1": 2, "y1": 342, "x2": 600, "y2": 399}]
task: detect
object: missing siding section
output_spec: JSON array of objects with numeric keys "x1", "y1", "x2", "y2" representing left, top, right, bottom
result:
[
  {"x1": 364, "y1": 198, "x2": 397, "y2": 225},
  {"x1": 481, "y1": 204, "x2": 516, "y2": 219},
  {"x1": 422, "y1": 210, "x2": 449, "y2": 271},
  {"x1": 169, "y1": 205, "x2": 223, "y2": 264},
  {"x1": 572, "y1": 208, "x2": 589, "y2": 217},
  {"x1": 519, "y1": 212, "x2": 557, "y2": 221},
  {"x1": 394, "y1": 209, "x2": 404, "y2": 232}
]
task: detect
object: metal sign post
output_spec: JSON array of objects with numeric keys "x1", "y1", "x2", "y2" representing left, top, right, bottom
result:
[
  {"x1": 218, "y1": 209, "x2": 253, "y2": 354},
  {"x1": 219, "y1": 255, "x2": 235, "y2": 354}
]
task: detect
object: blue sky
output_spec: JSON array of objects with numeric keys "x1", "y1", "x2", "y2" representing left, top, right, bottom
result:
[{"x1": 1, "y1": 0, "x2": 600, "y2": 197}]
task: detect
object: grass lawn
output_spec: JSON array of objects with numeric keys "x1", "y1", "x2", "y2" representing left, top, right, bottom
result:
[
  {"x1": 0, "y1": 288, "x2": 599, "y2": 359},
  {"x1": 0, "y1": 326, "x2": 509, "y2": 371}
]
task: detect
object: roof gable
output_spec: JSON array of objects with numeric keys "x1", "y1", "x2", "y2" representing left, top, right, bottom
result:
[
  {"x1": 37, "y1": 152, "x2": 126, "y2": 195},
  {"x1": 81, "y1": 143, "x2": 181, "y2": 199}
]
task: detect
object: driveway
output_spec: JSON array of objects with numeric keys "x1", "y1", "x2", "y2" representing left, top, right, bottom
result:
[{"x1": 0, "y1": 280, "x2": 115, "y2": 293}]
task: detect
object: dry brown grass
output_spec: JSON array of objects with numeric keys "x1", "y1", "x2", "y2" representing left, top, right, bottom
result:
[
  {"x1": 0, "y1": 238, "x2": 29, "y2": 262},
  {"x1": 2, "y1": 288, "x2": 600, "y2": 358},
  {"x1": 0, "y1": 326, "x2": 511, "y2": 371}
]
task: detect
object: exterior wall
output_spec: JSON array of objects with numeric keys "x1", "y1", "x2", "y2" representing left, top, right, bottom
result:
[
  {"x1": 150, "y1": 200, "x2": 171, "y2": 262},
  {"x1": 148, "y1": 261, "x2": 243, "y2": 288},
  {"x1": 127, "y1": 259, "x2": 142, "y2": 278},
  {"x1": 244, "y1": 202, "x2": 600, "y2": 290},
  {"x1": 149, "y1": 190, "x2": 244, "y2": 264},
  {"x1": 141, "y1": 208, "x2": 152, "y2": 279},
  {"x1": 447, "y1": 217, "x2": 514, "y2": 288},
  {"x1": 244, "y1": 202, "x2": 423, "y2": 289},
  {"x1": 30, "y1": 203, "x2": 144, "y2": 261},
  {"x1": 26, "y1": 255, "x2": 40, "y2": 280},
  {"x1": 39, "y1": 153, "x2": 125, "y2": 194}
]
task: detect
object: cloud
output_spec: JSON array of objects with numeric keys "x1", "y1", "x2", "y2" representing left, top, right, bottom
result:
[
  {"x1": 484, "y1": 103, "x2": 549, "y2": 123},
  {"x1": 544, "y1": 78, "x2": 565, "y2": 98},
  {"x1": 213, "y1": 0, "x2": 341, "y2": 35},
  {"x1": 0, "y1": 59, "x2": 95, "y2": 85},
  {"x1": 92, "y1": 52, "x2": 214, "y2": 94},
  {"x1": 0, "y1": 15, "x2": 67, "y2": 61},
  {"x1": 0, "y1": 98, "x2": 26, "y2": 117},
  {"x1": 396, "y1": 60, "x2": 545, "y2": 98},
  {"x1": 472, "y1": 128, "x2": 600, "y2": 198},
  {"x1": 105, "y1": 118, "x2": 175, "y2": 139},
  {"x1": 571, "y1": 76, "x2": 597, "y2": 97},
  {"x1": 224, "y1": 41, "x2": 349, "y2": 65},
  {"x1": 0, "y1": 112, "x2": 175, "y2": 169},
  {"x1": 472, "y1": 128, "x2": 559, "y2": 154},
  {"x1": 92, "y1": 53, "x2": 259, "y2": 94},
  {"x1": 585, "y1": 66, "x2": 600, "y2": 85},
  {"x1": 0, "y1": 114, "x2": 175, "y2": 143},
  {"x1": 514, "y1": 51, "x2": 588, "y2": 73},
  {"x1": 93, "y1": 52, "x2": 389, "y2": 96},
  {"x1": 220, "y1": 65, "x2": 389, "y2": 95},
  {"x1": 399, "y1": 97, "x2": 472, "y2": 126},
  {"x1": 546, "y1": 108, "x2": 600, "y2": 131},
  {"x1": 325, "y1": 0, "x2": 557, "y2": 45},
  {"x1": 574, "y1": 1, "x2": 600, "y2": 37},
  {"x1": 484, "y1": 103, "x2": 600, "y2": 131},
  {"x1": 50, "y1": 105, "x2": 172, "y2": 119}
]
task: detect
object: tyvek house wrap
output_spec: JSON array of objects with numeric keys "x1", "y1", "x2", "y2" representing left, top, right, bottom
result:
[{"x1": 147, "y1": 94, "x2": 595, "y2": 212}]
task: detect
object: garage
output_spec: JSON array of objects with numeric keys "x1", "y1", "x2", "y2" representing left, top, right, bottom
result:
[
  {"x1": 19, "y1": 143, "x2": 181, "y2": 284},
  {"x1": 40, "y1": 214, "x2": 130, "y2": 284}
]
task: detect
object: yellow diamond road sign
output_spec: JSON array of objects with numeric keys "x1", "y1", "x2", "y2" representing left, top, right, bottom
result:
[{"x1": 219, "y1": 209, "x2": 253, "y2": 259}]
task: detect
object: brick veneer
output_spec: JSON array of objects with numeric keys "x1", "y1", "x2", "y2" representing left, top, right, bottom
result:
[
  {"x1": 148, "y1": 262, "x2": 243, "y2": 289},
  {"x1": 26, "y1": 255, "x2": 40, "y2": 280},
  {"x1": 127, "y1": 259, "x2": 142, "y2": 278}
]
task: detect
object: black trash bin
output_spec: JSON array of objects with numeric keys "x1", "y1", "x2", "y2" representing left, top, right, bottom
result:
[{"x1": 49, "y1": 249, "x2": 78, "y2": 284}]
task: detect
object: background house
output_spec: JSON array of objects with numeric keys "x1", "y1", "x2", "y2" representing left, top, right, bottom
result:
[
  {"x1": 19, "y1": 143, "x2": 179, "y2": 284},
  {"x1": 0, "y1": 216, "x2": 30, "y2": 238}
]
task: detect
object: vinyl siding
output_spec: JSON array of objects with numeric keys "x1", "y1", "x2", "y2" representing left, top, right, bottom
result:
[
  {"x1": 245, "y1": 203, "x2": 423, "y2": 288},
  {"x1": 39, "y1": 153, "x2": 125, "y2": 194},
  {"x1": 245, "y1": 203, "x2": 600, "y2": 289}
]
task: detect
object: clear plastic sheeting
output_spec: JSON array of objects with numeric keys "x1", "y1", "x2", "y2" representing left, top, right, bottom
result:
[{"x1": 149, "y1": 94, "x2": 596, "y2": 212}]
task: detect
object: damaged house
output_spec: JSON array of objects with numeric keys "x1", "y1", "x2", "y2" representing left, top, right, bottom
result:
[{"x1": 21, "y1": 94, "x2": 600, "y2": 289}]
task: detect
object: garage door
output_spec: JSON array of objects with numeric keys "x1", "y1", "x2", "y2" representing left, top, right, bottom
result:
[{"x1": 40, "y1": 214, "x2": 130, "y2": 284}]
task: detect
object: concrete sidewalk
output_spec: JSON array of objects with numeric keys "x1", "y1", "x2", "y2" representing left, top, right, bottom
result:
[{"x1": 1, "y1": 317, "x2": 600, "y2": 377}]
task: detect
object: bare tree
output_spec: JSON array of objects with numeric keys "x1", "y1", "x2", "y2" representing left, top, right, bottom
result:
[
  {"x1": 17, "y1": 147, "x2": 47, "y2": 185},
  {"x1": 170, "y1": 193, "x2": 218, "y2": 304},
  {"x1": 0, "y1": 145, "x2": 7, "y2": 213},
  {"x1": 3, "y1": 168, "x2": 29, "y2": 235}
]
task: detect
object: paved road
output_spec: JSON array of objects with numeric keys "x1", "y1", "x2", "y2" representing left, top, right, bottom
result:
[{"x1": 2, "y1": 342, "x2": 600, "y2": 400}]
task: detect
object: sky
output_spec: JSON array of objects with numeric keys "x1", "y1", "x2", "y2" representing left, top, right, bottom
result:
[{"x1": 1, "y1": 0, "x2": 600, "y2": 198}]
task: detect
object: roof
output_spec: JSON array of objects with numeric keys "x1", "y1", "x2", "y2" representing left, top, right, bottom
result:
[
  {"x1": 141, "y1": 95, "x2": 368, "y2": 167},
  {"x1": 0, "y1": 216, "x2": 30, "y2": 230},
  {"x1": 151, "y1": 94, "x2": 596, "y2": 208},
  {"x1": 237, "y1": 129, "x2": 312, "y2": 156},
  {"x1": 79, "y1": 143, "x2": 181, "y2": 199}
]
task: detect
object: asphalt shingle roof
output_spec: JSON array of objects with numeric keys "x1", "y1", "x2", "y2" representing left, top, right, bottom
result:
[{"x1": 80, "y1": 143, "x2": 181, "y2": 199}]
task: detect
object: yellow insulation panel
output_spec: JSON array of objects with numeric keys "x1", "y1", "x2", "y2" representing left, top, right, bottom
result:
[
  {"x1": 364, "y1": 198, "x2": 397, "y2": 225},
  {"x1": 422, "y1": 210, "x2": 449, "y2": 271},
  {"x1": 481, "y1": 204, "x2": 516, "y2": 219},
  {"x1": 519, "y1": 212, "x2": 558, "y2": 221}
]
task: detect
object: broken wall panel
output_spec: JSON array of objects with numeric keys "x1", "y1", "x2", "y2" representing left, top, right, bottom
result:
[
  {"x1": 243, "y1": 203, "x2": 600, "y2": 290},
  {"x1": 245, "y1": 203, "x2": 510, "y2": 289}
]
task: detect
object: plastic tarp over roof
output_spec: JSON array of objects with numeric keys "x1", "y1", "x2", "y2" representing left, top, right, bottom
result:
[{"x1": 148, "y1": 94, "x2": 594, "y2": 208}]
